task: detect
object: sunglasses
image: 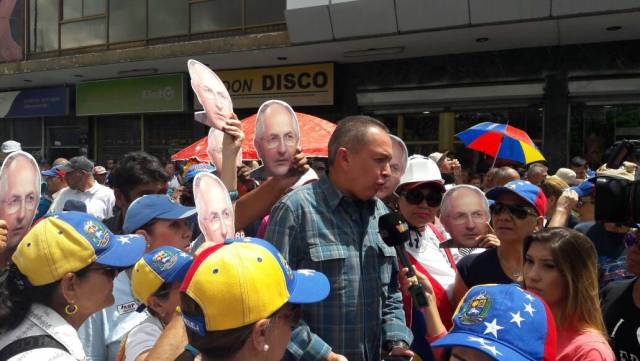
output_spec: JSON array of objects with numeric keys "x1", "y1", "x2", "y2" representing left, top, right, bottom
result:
[
  {"x1": 87, "y1": 266, "x2": 119, "y2": 279},
  {"x1": 400, "y1": 187, "x2": 443, "y2": 207},
  {"x1": 490, "y1": 202, "x2": 538, "y2": 219},
  {"x1": 272, "y1": 304, "x2": 302, "y2": 330},
  {"x1": 624, "y1": 230, "x2": 639, "y2": 249}
]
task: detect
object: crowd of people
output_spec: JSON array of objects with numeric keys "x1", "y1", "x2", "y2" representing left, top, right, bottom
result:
[{"x1": 0, "y1": 99, "x2": 638, "y2": 361}]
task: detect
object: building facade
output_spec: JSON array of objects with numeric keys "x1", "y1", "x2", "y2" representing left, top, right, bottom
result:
[{"x1": 1, "y1": 0, "x2": 639, "y2": 170}]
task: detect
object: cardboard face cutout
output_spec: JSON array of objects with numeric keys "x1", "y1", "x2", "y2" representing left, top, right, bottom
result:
[
  {"x1": 0, "y1": 151, "x2": 41, "y2": 250},
  {"x1": 377, "y1": 135, "x2": 408, "y2": 200},
  {"x1": 193, "y1": 172, "x2": 234, "y2": 246},
  {"x1": 439, "y1": 186, "x2": 491, "y2": 249},
  {"x1": 188, "y1": 59, "x2": 233, "y2": 131},
  {"x1": 206, "y1": 127, "x2": 242, "y2": 171},
  {"x1": 253, "y1": 100, "x2": 300, "y2": 177}
]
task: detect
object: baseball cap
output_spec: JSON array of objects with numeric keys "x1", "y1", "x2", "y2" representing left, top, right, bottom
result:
[
  {"x1": 132, "y1": 246, "x2": 193, "y2": 306},
  {"x1": 432, "y1": 284, "x2": 557, "y2": 361},
  {"x1": 123, "y1": 194, "x2": 196, "y2": 233},
  {"x1": 554, "y1": 168, "x2": 578, "y2": 186},
  {"x1": 59, "y1": 156, "x2": 94, "y2": 173},
  {"x1": 1, "y1": 140, "x2": 21, "y2": 154},
  {"x1": 11, "y1": 211, "x2": 146, "y2": 286},
  {"x1": 180, "y1": 237, "x2": 330, "y2": 335},
  {"x1": 184, "y1": 163, "x2": 217, "y2": 184},
  {"x1": 397, "y1": 155, "x2": 445, "y2": 192},
  {"x1": 428, "y1": 151, "x2": 449, "y2": 165},
  {"x1": 93, "y1": 166, "x2": 107, "y2": 175},
  {"x1": 486, "y1": 180, "x2": 547, "y2": 217},
  {"x1": 41, "y1": 165, "x2": 65, "y2": 177},
  {"x1": 571, "y1": 179, "x2": 595, "y2": 198},
  {"x1": 570, "y1": 156, "x2": 587, "y2": 167}
]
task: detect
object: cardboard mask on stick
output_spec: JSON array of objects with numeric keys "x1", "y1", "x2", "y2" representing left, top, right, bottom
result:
[
  {"x1": 188, "y1": 59, "x2": 233, "y2": 131},
  {"x1": 193, "y1": 172, "x2": 234, "y2": 246},
  {"x1": 0, "y1": 151, "x2": 41, "y2": 250}
]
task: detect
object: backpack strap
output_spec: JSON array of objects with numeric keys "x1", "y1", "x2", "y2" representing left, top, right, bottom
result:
[{"x1": 0, "y1": 335, "x2": 68, "y2": 361}]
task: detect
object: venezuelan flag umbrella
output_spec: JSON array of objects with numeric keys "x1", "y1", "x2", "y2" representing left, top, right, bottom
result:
[{"x1": 456, "y1": 122, "x2": 545, "y2": 165}]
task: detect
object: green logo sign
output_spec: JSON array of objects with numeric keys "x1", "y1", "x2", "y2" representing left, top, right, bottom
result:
[{"x1": 76, "y1": 74, "x2": 185, "y2": 115}]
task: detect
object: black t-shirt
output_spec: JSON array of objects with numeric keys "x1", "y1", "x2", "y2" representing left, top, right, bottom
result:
[
  {"x1": 457, "y1": 248, "x2": 514, "y2": 289},
  {"x1": 601, "y1": 277, "x2": 640, "y2": 360}
]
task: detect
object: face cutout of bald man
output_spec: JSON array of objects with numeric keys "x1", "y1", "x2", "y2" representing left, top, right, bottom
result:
[
  {"x1": 188, "y1": 59, "x2": 233, "y2": 131},
  {"x1": 194, "y1": 172, "x2": 234, "y2": 245},
  {"x1": 0, "y1": 151, "x2": 41, "y2": 250},
  {"x1": 253, "y1": 100, "x2": 300, "y2": 177},
  {"x1": 206, "y1": 127, "x2": 242, "y2": 172}
]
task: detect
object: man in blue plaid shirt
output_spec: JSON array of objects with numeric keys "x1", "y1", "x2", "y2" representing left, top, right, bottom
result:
[{"x1": 265, "y1": 116, "x2": 413, "y2": 361}]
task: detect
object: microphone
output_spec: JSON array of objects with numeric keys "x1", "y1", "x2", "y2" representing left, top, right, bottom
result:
[{"x1": 378, "y1": 212, "x2": 429, "y2": 307}]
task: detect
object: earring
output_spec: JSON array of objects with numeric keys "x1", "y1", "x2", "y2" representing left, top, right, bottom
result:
[
  {"x1": 263, "y1": 345, "x2": 269, "y2": 352},
  {"x1": 65, "y1": 303, "x2": 78, "y2": 315}
]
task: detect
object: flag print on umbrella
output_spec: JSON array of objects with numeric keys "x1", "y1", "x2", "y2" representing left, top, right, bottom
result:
[{"x1": 456, "y1": 122, "x2": 545, "y2": 165}]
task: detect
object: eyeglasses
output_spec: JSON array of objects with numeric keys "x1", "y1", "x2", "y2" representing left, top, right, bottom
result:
[
  {"x1": 490, "y1": 202, "x2": 538, "y2": 219},
  {"x1": 272, "y1": 304, "x2": 301, "y2": 330},
  {"x1": 400, "y1": 188, "x2": 443, "y2": 207},
  {"x1": 86, "y1": 266, "x2": 119, "y2": 279},
  {"x1": 448, "y1": 211, "x2": 488, "y2": 225},
  {"x1": 624, "y1": 230, "x2": 639, "y2": 249},
  {"x1": 576, "y1": 198, "x2": 594, "y2": 208},
  {"x1": 3, "y1": 194, "x2": 38, "y2": 214},
  {"x1": 262, "y1": 134, "x2": 297, "y2": 149}
]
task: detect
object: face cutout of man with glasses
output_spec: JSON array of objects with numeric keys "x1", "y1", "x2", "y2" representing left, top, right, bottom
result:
[
  {"x1": 0, "y1": 151, "x2": 40, "y2": 251},
  {"x1": 253, "y1": 100, "x2": 300, "y2": 178},
  {"x1": 440, "y1": 185, "x2": 492, "y2": 248},
  {"x1": 194, "y1": 172, "x2": 234, "y2": 246}
]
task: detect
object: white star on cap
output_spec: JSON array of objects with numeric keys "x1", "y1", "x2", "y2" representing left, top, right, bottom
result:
[
  {"x1": 483, "y1": 319, "x2": 504, "y2": 338},
  {"x1": 298, "y1": 269, "x2": 316, "y2": 276},
  {"x1": 524, "y1": 303, "x2": 536, "y2": 316},
  {"x1": 179, "y1": 252, "x2": 191, "y2": 258},
  {"x1": 118, "y1": 235, "x2": 136, "y2": 245},
  {"x1": 481, "y1": 344, "x2": 503, "y2": 357},
  {"x1": 525, "y1": 293, "x2": 535, "y2": 302},
  {"x1": 467, "y1": 336, "x2": 489, "y2": 346},
  {"x1": 510, "y1": 311, "x2": 524, "y2": 327}
]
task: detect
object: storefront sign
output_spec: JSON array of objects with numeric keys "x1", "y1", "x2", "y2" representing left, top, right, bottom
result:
[
  {"x1": 195, "y1": 63, "x2": 334, "y2": 109},
  {"x1": 0, "y1": 87, "x2": 68, "y2": 118},
  {"x1": 77, "y1": 74, "x2": 185, "y2": 115}
]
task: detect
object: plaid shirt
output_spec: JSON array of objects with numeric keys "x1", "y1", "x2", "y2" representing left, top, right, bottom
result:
[{"x1": 265, "y1": 176, "x2": 412, "y2": 361}]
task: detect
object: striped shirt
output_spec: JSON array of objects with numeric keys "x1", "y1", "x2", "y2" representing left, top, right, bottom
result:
[{"x1": 265, "y1": 175, "x2": 412, "y2": 361}]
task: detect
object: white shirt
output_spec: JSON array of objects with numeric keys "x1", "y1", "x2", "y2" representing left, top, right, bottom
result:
[
  {"x1": 49, "y1": 183, "x2": 115, "y2": 220},
  {"x1": 0, "y1": 303, "x2": 86, "y2": 360},
  {"x1": 405, "y1": 226, "x2": 458, "y2": 300},
  {"x1": 123, "y1": 316, "x2": 163, "y2": 361}
]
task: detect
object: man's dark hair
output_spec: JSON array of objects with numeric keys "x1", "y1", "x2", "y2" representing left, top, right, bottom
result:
[
  {"x1": 111, "y1": 152, "x2": 168, "y2": 199},
  {"x1": 327, "y1": 115, "x2": 389, "y2": 166}
]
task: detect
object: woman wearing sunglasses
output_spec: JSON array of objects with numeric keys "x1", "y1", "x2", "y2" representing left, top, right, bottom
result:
[
  {"x1": 601, "y1": 227, "x2": 640, "y2": 359},
  {"x1": 523, "y1": 228, "x2": 614, "y2": 361},
  {"x1": 0, "y1": 212, "x2": 145, "y2": 360},
  {"x1": 395, "y1": 155, "x2": 456, "y2": 358},
  {"x1": 453, "y1": 180, "x2": 546, "y2": 306},
  {"x1": 117, "y1": 246, "x2": 193, "y2": 361}
]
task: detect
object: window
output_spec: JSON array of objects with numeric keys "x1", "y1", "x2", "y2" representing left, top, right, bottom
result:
[
  {"x1": 245, "y1": 0, "x2": 286, "y2": 26},
  {"x1": 148, "y1": 0, "x2": 188, "y2": 38},
  {"x1": 191, "y1": 0, "x2": 242, "y2": 33},
  {"x1": 63, "y1": 0, "x2": 105, "y2": 20},
  {"x1": 30, "y1": 0, "x2": 59, "y2": 52},
  {"x1": 109, "y1": 0, "x2": 146, "y2": 43},
  {"x1": 61, "y1": 19, "x2": 106, "y2": 49}
]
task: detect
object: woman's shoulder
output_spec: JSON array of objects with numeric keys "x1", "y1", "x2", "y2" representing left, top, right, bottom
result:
[{"x1": 559, "y1": 329, "x2": 615, "y2": 361}]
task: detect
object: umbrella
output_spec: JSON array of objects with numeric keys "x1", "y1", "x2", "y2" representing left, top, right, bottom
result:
[
  {"x1": 456, "y1": 122, "x2": 545, "y2": 165},
  {"x1": 171, "y1": 112, "x2": 336, "y2": 162}
]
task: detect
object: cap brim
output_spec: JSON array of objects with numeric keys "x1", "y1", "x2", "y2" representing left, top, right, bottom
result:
[
  {"x1": 155, "y1": 204, "x2": 197, "y2": 221},
  {"x1": 403, "y1": 180, "x2": 446, "y2": 193},
  {"x1": 485, "y1": 186, "x2": 535, "y2": 209},
  {"x1": 96, "y1": 234, "x2": 146, "y2": 268},
  {"x1": 41, "y1": 170, "x2": 57, "y2": 177},
  {"x1": 58, "y1": 164, "x2": 74, "y2": 173},
  {"x1": 287, "y1": 269, "x2": 330, "y2": 304},
  {"x1": 432, "y1": 331, "x2": 531, "y2": 361}
]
